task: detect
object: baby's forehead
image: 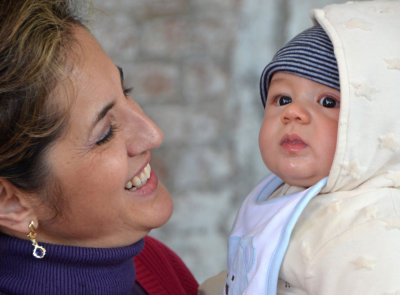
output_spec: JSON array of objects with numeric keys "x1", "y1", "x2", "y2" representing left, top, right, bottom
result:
[
  {"x1": 260, "y1": 25, "x2": 339, "y2": 107},
  {"x1": 269, "y1": 71, "x2": 340, "y2": 93}
]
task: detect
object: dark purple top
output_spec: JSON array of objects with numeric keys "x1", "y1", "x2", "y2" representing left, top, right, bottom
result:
[{"x1": 0, "y1": 234, "x2": 145, "y2": 295}]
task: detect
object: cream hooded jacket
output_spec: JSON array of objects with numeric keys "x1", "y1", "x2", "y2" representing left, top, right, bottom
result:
[
  {"x1": 277, "y1": 1, "x2": 400, "y2": 294},
  {"x1": 199, "y1": 1, "x2": 400, "y2": 294}
]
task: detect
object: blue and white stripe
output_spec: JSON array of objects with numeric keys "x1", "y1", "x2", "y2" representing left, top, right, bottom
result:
[{"x1": 260, "y1": 25, "x2": 340, "y2": 107}]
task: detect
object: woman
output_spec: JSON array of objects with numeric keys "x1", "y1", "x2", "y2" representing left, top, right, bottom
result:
[{"x1": 0, "y1": 1, "x2": 198, "y2": 294}]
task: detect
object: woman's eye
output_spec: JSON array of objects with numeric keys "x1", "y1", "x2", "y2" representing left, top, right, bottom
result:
[
  {"x1": 123, "y1": 87, "x2": 133, "y2": 97},
  {"x1": 276, "y1": 96, "x2": 292, "y2": 106},
  {"x1": 319, "y1": 96, "x2": 340, "y2": 108},
  {"x1": 96, "y1": 125, "x2": 116, "y2": 146}
]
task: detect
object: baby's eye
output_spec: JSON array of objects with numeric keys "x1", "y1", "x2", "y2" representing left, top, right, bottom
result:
[
  {"x1": 319, "y1": 96, "x2": 340, "y2": 108},
  {"x1": 276, "y1": 95, "x2": 292, "y2": 106}
]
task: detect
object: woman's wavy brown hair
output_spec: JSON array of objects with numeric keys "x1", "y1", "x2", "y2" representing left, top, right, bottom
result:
[{"x1": 0, "y1": 0, "x2": 86, "y2": 199}]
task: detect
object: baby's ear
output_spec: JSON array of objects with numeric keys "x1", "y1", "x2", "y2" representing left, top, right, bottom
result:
[{"x1": 0, "y1": 178, "x2": 36, "y2": 234}]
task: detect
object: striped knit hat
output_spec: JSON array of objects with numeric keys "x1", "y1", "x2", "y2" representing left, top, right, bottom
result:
[{"x1": 260, "y1": 25, "x2": 340, "y2": 107}]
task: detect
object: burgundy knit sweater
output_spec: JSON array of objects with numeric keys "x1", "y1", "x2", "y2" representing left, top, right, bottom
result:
[{"x1": 135, "y1": 236, "x2": 199, "y2": 295}]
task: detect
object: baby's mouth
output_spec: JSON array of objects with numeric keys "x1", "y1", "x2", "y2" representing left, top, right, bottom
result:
[
  {"x1": 280, "y1": 134, "x2": 307, "y2": 152},
  {"x1": 125, "y1": 164, "x2": 151, "y2": 191}
]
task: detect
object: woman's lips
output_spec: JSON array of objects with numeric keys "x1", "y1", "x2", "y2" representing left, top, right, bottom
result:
[
  {"x1": 125, "y1": 163, "x2": 151, "y2": 191},
  {"x1": 126, "y1": 169, "x2": 159, "y2": 196},
  {"x1": 280, "y1": 134, "x2": 307, "y2": 153},
  {"x1": 125, "y1": 160, "x2": 159, "y2": 195}
]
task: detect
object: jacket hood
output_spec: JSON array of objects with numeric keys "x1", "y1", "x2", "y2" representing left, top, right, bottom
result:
[{"x1": 311, "y1": 1, "x2": 400, "y2": 193}]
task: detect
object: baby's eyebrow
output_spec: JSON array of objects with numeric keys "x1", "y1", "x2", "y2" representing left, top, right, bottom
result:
[{"x1": 270, "y1": 76, "x2": 285, "y2": 84}]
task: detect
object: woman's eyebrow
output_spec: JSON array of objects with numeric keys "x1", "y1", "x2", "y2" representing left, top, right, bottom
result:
[
  {"x1": 117, "y1": 65, "x2": 124, "y2": 87},
  {"x1": 93, "y1": 101, "x2": 115, "y2": 127},
  {"x1": 92, "y1": 66, "x2": 122, "y2": 127}
]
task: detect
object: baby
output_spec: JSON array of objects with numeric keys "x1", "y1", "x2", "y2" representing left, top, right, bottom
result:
[{"x1": 223, "y1": 1, "x2": 400, "y2": 294}]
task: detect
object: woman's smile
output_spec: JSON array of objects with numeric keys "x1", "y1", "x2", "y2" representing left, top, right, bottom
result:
[
  {"x1": 125, "y1": 163, "x2": 152, "y2": 191},
  {"x1": 125, "y1": 168, "x2": 160, "y2": 196}
]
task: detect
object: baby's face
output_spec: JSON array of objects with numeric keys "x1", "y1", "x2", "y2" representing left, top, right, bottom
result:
[{"x1": 259, "y1": 72, "x2": 340, "y2": 187}]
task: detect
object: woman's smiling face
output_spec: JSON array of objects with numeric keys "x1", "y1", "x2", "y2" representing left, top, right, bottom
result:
[{"x1": 34, "y1": 26, "x2": 173, "y2": 248}]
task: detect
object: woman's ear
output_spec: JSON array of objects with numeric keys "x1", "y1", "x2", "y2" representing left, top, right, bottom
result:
[{"x1": 0, "y1": 178, "x2": 36, "y2": 235}]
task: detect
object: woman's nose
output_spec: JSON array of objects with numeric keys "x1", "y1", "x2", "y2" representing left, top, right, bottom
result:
[
  {"x1": 281, "y1": 102, "x2": 311, "y2": 124},
  {"x1": 126, "y1": 105, "x2": 164, "y2": 157}
]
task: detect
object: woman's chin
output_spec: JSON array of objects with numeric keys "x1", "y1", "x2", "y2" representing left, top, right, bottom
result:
[{"x1": 151, "y1": 182, "x2": 174, "y2": 228}]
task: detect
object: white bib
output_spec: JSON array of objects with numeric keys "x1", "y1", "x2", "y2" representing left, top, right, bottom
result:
[{"x1": 225, "y1": 175, "x2": 327, "y2": 295}]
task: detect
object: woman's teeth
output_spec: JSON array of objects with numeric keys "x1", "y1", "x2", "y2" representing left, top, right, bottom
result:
[{"x1": 125, "y1": 164, "x2": 151, "y2": 191}]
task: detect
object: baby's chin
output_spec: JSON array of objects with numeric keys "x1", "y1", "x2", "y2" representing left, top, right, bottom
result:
[{"x1": 280, "y1": 175, "x2": 328, "y2": 188}]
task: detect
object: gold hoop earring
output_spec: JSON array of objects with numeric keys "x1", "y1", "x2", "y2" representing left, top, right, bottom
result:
[{"x1": 26, "y1": 221, "x2": 46, "y2": 259}]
